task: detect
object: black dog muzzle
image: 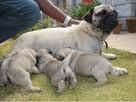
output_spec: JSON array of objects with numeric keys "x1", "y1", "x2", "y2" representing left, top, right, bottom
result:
[{"x1": 98, "y1": 10, "x2": 118, "y2": 34}]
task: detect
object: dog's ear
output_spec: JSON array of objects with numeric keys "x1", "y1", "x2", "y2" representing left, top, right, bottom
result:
[
  {"x1": 36, "y1": 52, "x2": 41, "y2": 57},
  {"x1": 46, "y1": 48, "x2": 52, "y2": 54},
  {"x1": 113, "y1": 10, "x2": 118, "y2": 16},
  {"x1": 56, "y1": 55, "x2": 64, "y2": 61},
  {"x1": 82, "y1": 8, "x2": 94, "y2": 24},
  {"x1": 36, "y1": 49, "x2": 50, "y2": 56},
  {"x1": 26, "y1": 51, "x2": 36, "y2": 64}
]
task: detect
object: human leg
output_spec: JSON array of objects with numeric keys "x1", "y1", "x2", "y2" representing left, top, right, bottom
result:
[{"x1": 0, "y1": 0, "x2": 41, "y2": 43}]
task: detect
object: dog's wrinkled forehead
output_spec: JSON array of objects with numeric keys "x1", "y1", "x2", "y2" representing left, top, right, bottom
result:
[
  {"x1": 82, "y1": 4, "x2": 118, "y2": 34},
  {"x1": 94, "y1": 5, "x2": 113, "y2": 14},
  {"x1": 82, "y1": 5, "x2": 116, "y2": 24}
]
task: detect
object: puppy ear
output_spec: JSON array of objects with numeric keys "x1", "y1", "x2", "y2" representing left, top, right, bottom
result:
[
  {"x1": 36, "y1": 51, "x2": 42, "y2": 57},
  {"x1": 82, "y1": 8, "x2": 94, "y2": 24},
  {"x1": 26, "y1": 51, "x2": 36, "y2": 64},
  {"x1": 46, "y1": 48, "x2": 52, "y2": 54},
  {"x1": 56, "y1": 55, "x2": 64, "y2": 61},
  {"x1": 113, "y1": 10, "x2": 118, "y2": 16}
]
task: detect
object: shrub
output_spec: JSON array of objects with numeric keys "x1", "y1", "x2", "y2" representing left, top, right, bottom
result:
[{"x1": 70, "y1": 0, "x2": 101, "y2": 20}]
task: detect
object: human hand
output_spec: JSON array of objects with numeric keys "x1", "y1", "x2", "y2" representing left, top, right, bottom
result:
[{"x1": 68, "y1": 19, "x2": 80, "y2": 26}]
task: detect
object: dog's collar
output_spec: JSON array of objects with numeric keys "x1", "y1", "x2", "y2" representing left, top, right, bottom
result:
[
  {"x1": 79, "y1": 22, "x2": 104, "y2": 41},
  {"x1": 104, "y1": 40, "x2": 109, "y2": 49},
  {"x1": 80, "y1": 27, "x2": 102, "y2": 54},
  {"x1": 79, "y1": 22, "x2": 109, "y2": 53}
]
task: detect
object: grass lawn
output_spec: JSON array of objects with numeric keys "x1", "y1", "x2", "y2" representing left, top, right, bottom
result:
[{"x1": 0, "y1": 39, "x2": 136, "y2": 101}]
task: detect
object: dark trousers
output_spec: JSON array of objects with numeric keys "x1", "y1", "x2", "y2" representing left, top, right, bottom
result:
[{"x1": 0, "y1": 0, "x2": 41, "y2": 43}]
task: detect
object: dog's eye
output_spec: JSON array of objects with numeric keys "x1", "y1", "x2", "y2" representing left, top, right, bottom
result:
[
  {"x1": 101, "y1": 10, "x2": 107, "y2": 14},
  {"x1": 95, "y1": 13, "x2": 102, "y2": 16},
  {"x1": 95, "y1": 10, "x2": 107, "y2": 16}
]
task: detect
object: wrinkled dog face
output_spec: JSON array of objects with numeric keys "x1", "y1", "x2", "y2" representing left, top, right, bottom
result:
[{"x1": 83, "y1": 5, "x2": 118, "y2": 34}]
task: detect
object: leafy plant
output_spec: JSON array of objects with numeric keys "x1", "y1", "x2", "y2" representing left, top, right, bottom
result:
[{"x1": 70, "y1": 0, "x2": 101, "y2": 19}]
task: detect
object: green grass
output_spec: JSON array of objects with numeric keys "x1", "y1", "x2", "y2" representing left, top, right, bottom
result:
[{"x1": 0, "y1": 40, "x2": 136, "y2": 101}]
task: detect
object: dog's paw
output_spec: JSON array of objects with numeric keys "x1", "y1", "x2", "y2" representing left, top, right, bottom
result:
[
  {"x1": 69, "y1": 84, "x2": 76, "y2": 89},
  {"x1": 56, "y1": 80, "x2": 65, "y2": 93},
  {"x1": 56, "y1": 89, "x2": 63, "y2": 93},
  {"x1": 0, "y1": 83, "x2": 7, "y2": 87},
  {"x1": 68, "y1": 79, "x2": 77, "y2": 89},
  {"x1": 94, "y1": 79, "x2": 107, "y2": 87},
  {"x1": 56, "y1": 87, "x2": 65, "y2": 93},
  {"x1": 28, "y1": 86, "x2": 42, "y2": 93},
  {"x1": 94, "y1": 82, "x2": 105, "y2": 87},
  {"x1": 112, "y1": 67, "x2": 128, "y2": 76},
  {"x1": 102, "y1": 53, "x2": 117, "y2": 60}
]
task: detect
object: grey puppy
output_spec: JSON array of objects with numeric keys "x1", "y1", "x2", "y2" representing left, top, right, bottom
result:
[
  {"x1": 36, "y1": 49, "x2": 77, "y2": 93},
  {"x1": 55, "y1": 48, "x2": 128, "y2": 87},
  {"x1": 0, "y1": 49, "x2": 41, "y2": 92}
]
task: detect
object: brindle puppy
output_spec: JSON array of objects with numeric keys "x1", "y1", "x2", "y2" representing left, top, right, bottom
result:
[
  {"x1": 55, "y1": 48, "x2": 128, "y2": 87},
  {"x1": 0, "y1": 49, "x2": 41, "y2": 92},
  {"x1": 36, "y1": 49, "x2": 77, "y2": 93}
]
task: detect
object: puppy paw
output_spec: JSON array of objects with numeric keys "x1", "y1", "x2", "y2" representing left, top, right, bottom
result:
[
  {"x1": 68, "y1": 79, "x2": 77, "y2": 89},
  {"x1": 69, "y1": 84, "x2": 75, "y2": 89},
  {"x1": 112, "y1": 67, "x2": 128, "y2": 76},
  {"x1": 94, "y1": 82, "x2": 104, "y2": 87},
  {"x1": 28, "y1": 86, "x2": 42, "y2": 93},
  {"x1": 56, "y1": 80, "x2": 65, "y2": 93},
  {"x1": 0, "y1": 83, "x2": 7, "y2": 87},
  {"x1": 56, "y1": 89, "x2": 63, "y2": 93},
  {"x1": 0, "y1": 81, "x2": 8, "y2": 87}
]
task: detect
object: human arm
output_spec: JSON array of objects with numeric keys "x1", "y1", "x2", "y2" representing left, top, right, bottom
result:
[{"x1": 35, "y1": 0, "x2": 80, "y2": 26}]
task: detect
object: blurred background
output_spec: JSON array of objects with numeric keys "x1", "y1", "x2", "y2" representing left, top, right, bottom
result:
[{"x1": 15, "y1": 0, "x2": 135, "y2": 38}]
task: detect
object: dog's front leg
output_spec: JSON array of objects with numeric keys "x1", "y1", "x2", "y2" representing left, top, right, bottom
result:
[
  {"x1": 111, "y1": 67, "x2": 128, "y2": 76},
  {"x1": 31, "y1": 66, "x2": 40, "y2": 73},
  {"x1": 102, "y1": 52, "x2": 117, "y2": 60},
  {"x1": 67, "y1": 75, "x2": 77, "y2": 89}
]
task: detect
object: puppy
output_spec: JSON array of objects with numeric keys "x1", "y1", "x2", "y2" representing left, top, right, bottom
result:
[
  {"x1": 11, "y1": 5, "x2": 118, "y2": 59},
  {"x1": 55, "y1": 48, "x2": 128, "y2": 87},
  {"x1": 36, "y1": 49, "x2": 77, "y2": 93},
  {"x1": 0, "y1": 49, "x2": 41, "y2": 92}
]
